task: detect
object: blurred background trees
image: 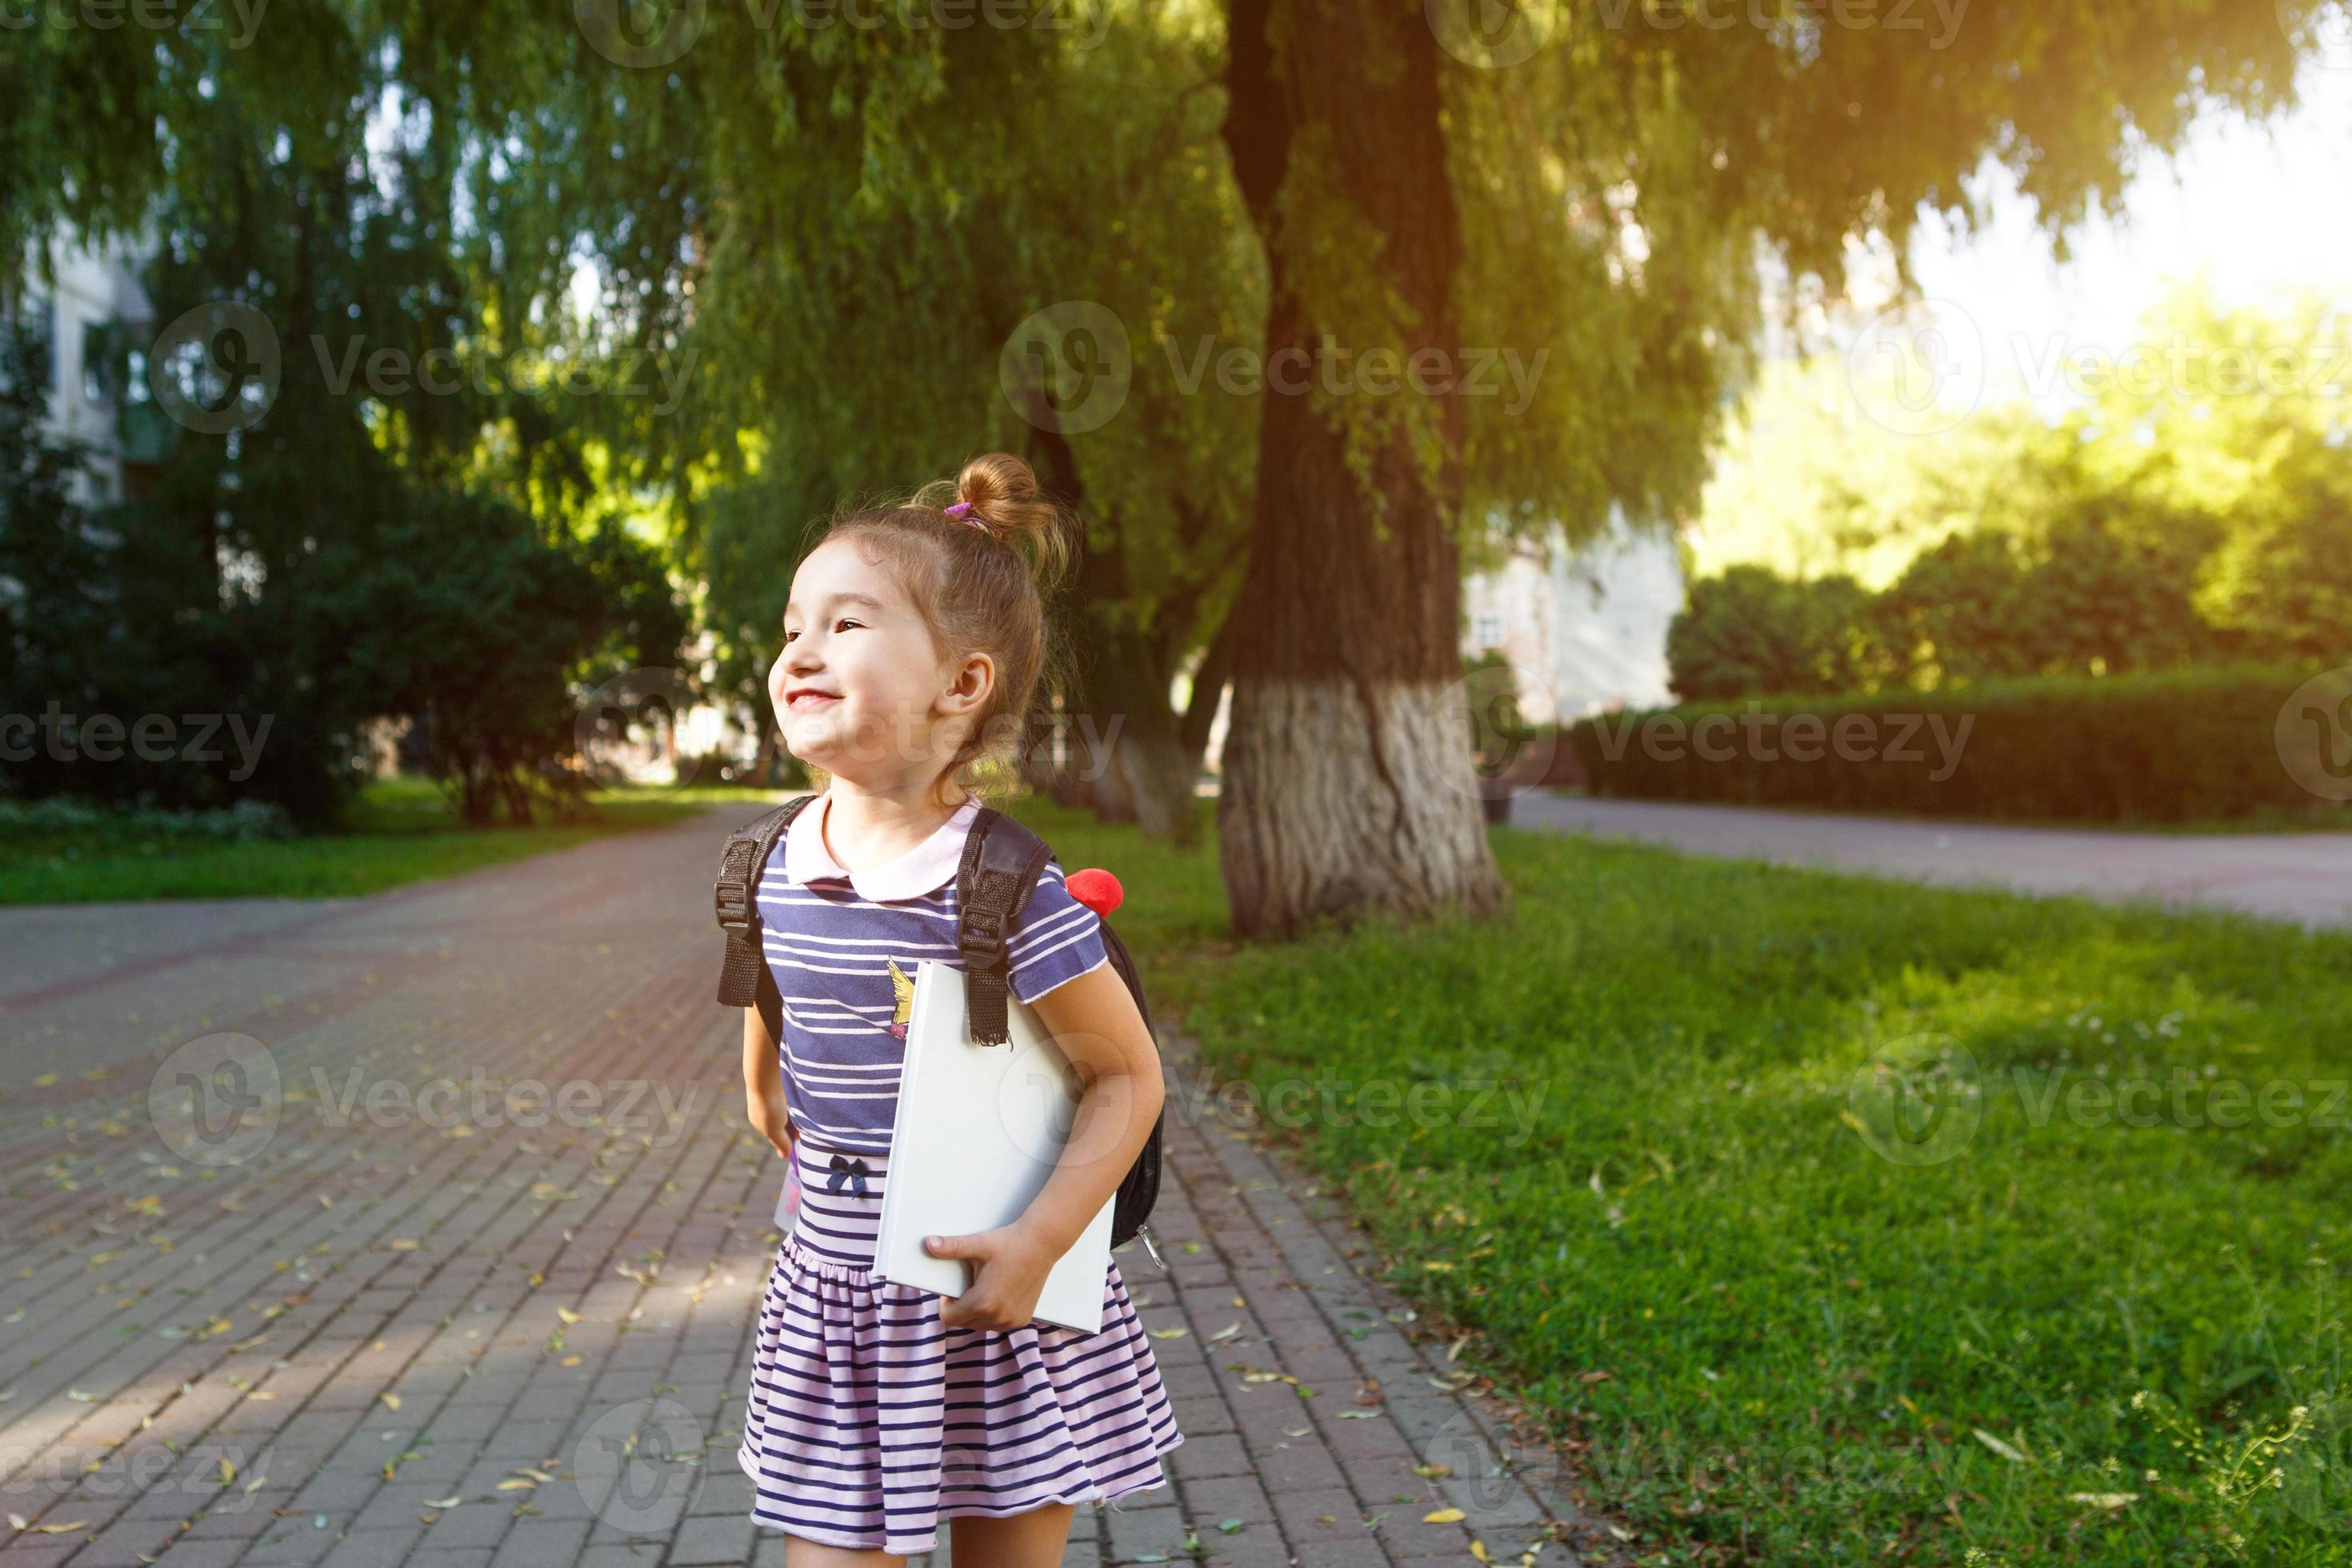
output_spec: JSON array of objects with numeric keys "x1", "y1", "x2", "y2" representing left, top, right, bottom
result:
[{"x1": 2, "y1": 1, "x2": 2345, "y2": 915}]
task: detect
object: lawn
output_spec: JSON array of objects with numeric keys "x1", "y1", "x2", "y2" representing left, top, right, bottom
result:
[
  {"x1": 1014, "y1": 797, "x2": 2352, "y2": 1568},
  {"x1": 0, "y1": 778, "x2": 778, "y2": 903}
]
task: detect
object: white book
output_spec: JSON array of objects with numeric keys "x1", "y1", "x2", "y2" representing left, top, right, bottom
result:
[{"x1": 874, "y1": 960, "x2": 1114, "y2": 1334}]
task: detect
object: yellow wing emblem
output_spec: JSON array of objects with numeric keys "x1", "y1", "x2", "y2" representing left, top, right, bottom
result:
[{"x1": 887, "y1": 958, "x2": 915, "y2": 1038}]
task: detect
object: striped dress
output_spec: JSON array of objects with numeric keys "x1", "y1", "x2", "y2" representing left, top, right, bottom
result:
[{"x1": 736, "y1": 792, "x2": 1183, "y2": 1555}]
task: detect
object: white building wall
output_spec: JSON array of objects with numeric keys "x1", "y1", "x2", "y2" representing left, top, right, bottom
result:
[
  {"x1": 20, "y1": 235, "x2": 153, "y2": 506},
  {"x1": 1463, "y1": 507, "x2": 1684, "y2": 724}
]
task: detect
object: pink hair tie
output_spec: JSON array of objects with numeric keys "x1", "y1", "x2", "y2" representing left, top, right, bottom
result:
[{"x1": 943, "y1": 500, "x2": 996, "y2": 535}]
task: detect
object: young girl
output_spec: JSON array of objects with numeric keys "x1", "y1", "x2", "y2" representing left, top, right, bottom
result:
[{"x1": 735, "y1": 453, "x2": 1184, "y2": 1565}]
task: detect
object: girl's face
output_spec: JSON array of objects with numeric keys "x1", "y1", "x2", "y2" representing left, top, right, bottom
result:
[{"x1": 770, "y1": 538, "x2": 990, "y2": 789}]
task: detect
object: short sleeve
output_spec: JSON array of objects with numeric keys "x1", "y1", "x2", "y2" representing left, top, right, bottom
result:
[{"x1": 1006, "y1": 862, "x2": 1113, "y2": 1004}]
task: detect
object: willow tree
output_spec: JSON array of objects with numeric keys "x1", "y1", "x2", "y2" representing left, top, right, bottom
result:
[{"x1": 1211, "y1": 0, "x2": 2321, "y2": 936}]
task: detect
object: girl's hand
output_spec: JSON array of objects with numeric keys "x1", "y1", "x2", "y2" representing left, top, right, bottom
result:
[
  {"x1": 748, "y1": 1082, "x2": 795, "y2": 1160},
  {"x1": 926, "y1": 1224, "x2": 1061, "y2": 1331}
]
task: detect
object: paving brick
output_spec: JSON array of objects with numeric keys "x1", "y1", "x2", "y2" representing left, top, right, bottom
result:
[{"x1": 0, "y1": 809, "x2": 1632, "y2": 1568}]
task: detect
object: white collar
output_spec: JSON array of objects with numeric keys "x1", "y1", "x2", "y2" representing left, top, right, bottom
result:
[{"x1": 783, "y1": 792, "x2": 981, "y2": 902}]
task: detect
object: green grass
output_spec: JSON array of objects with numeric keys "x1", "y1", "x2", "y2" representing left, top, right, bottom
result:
[
  {"x1": 1012, "y1": 796, "x2": 2352, "y2": 1568},
  {"x1": 1540, "y1": 785, "x2": 2352, "y2": 837},
  {"x1": 0, "y1": 778, "x2": 778, "y2": 903}
]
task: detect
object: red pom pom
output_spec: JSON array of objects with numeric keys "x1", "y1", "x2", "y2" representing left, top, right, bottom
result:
[{"x1": 1066, "y1": 867, "x2": 1123, "y2": 918}]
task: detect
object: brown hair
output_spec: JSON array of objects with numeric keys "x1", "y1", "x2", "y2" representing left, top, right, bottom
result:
[{"x1": 818, "y1": 452, "x2": 1074, "y2": 808}]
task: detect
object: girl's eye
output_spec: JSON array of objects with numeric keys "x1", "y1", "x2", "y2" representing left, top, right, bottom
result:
[{"x1": 834, "y1": 618, "x2": 862, "y2": 632}]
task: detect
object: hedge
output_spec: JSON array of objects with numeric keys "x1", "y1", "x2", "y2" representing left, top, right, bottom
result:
[{"x1": 1567, "y1": 664, "x2": 2352, "y2": 822}]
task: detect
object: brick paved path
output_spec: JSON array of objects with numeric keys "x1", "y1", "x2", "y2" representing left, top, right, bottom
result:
[{"x1": 0, "y1": 806, "x2": 1626, "y2": 1568}]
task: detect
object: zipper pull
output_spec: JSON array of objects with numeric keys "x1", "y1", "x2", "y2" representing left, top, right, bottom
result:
[{"x1": 1137, "y1": 1222, "x2": 1169, "y2": 1273}]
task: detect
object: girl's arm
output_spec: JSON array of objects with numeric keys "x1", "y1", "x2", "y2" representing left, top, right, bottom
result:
[
  {"x1": 743, "y1": 1006, "x2": 796, "y2": 1159},
  {"x1": 923, "y1": 962, "x2": 1164, "y2": 1330}
]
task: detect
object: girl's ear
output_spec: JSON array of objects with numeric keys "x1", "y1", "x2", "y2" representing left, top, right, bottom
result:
[{"x1": 938, "y1": 650, "x2": 996, "y2": 719}]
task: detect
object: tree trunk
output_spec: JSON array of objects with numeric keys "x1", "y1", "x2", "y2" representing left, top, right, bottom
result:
[
  {"x1": 1216, "y1": 0, "x2": 1506, "y2": 939},
  {"x1": 1024, "y1": 402, "x2": 1202, "y2": 844}
]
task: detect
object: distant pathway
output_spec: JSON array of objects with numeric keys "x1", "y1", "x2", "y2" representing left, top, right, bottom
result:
[
  {"x1": 1515, "y1": 793, "x2": 2352, "y2": 930},
  {"x1": 0, "y1": 805, "x2": 1624, "y2": 1568}
]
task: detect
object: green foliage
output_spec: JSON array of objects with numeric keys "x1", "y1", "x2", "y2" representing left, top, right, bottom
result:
[
  {"x1": 0, "y1": 11, "x2": 689, "y2": 828},
  {"x1": 334, "y1": 494, "x2": 686, "y2": 826},
  {"x1": 1667, "y1": 564, "x2": 1882, "y2": 700},
  {"x1": 1692, "y1": 287, "x2": 2352, "y2": 664},
  {"x1": 1573, "y1": 666, "x2": 2341, "y2": 824}
]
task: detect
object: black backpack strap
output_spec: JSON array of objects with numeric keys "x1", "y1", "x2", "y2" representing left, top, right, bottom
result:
[
  {"x1": 954, "y1": 806, "x2": 1053, "y2": 1045},
  {"x1": 716, "y1": 794, "x2": 819, "y2": 1008}
]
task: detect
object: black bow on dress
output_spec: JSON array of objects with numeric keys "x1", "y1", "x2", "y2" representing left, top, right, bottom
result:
[{"x1": 826, "y1": 1154, "x2": 872, "y2": 1199}]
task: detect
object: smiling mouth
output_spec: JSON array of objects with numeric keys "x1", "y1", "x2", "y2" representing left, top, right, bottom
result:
[{"x1": 787, "y1": 692, "x2": 839, "y2": 710}]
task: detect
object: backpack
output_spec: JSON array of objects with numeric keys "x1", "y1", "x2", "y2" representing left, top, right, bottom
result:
[{"x1": 714, "y1": 794, "x2": 1166, "y2": 1269}]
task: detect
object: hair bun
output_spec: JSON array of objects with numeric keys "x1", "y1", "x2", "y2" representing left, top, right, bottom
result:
[{"x1": 947, "y1": 453, "x2": 1070, "y2": 584}]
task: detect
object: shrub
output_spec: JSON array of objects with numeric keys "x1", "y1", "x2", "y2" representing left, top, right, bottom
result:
[{"x1": 1570, "y1": 665, "x2": 2345, "y2": 822}]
